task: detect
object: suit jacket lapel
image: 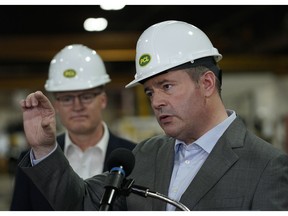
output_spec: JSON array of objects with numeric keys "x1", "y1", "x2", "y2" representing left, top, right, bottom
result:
[
  {"x1": 179, "y1": 117, "x2": 245, "y2": 210},
  {"x1": 152, "y1": 137, "x2": 175, "y2": 210},
  {"x1": 56, "y1": 133, "x2": 65, "y2": 151}
]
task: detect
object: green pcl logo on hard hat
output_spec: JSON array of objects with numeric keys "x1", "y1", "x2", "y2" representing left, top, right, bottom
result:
[
  {"x1": 63, "y1": 69, "x2": 77, "y2": 78},
  {"x1": 139, "y1": 54, "x2": 151, "y2": 67}
]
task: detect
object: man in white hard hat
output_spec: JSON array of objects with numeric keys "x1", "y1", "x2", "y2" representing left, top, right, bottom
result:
[
  {"x1": 10, "y1": 44, "x2": 136, "y2": 210},
  {"x1": 17, "y1": 21, "x2": 288, "y2": 210}
]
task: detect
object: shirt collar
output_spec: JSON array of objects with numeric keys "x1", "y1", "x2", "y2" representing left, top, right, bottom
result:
[
  {"x1": 63, "y1": 121, "x2": 110, "y2": 155},
  {"x1": 175, "y1": 109, "x2": 236, "y2": 153}
]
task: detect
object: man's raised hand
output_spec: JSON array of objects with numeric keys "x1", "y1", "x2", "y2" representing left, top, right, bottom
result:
[{"x1": 20, "y1": 91, "x2": 56, "y2": 159}]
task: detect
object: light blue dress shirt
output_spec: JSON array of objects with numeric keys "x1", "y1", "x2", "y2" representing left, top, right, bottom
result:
[{"x1": 166, "y1": 110, "x2": 236, "y2": 211}]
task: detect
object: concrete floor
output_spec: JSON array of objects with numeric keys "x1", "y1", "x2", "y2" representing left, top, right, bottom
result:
[{"x1": 0, "y1": 174, "x2": 13, "y2": 211}]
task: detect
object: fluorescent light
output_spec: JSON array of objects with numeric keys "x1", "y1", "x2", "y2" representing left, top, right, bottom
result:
[
  {"x1": 83, "y1": 18, "x2": 108, "y2": 32},
  {"x1": 100, "y1": 3, "x2": 125, "y2": 10}
]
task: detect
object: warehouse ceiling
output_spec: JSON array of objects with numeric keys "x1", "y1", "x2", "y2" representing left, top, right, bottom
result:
[{"x1": 0, "y1": 4, "x2": 287, "y2": 89}]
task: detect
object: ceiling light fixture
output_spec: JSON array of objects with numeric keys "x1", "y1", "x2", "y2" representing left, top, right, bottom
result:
[
  {"x1": 100, "y1": 3, "x2": 125, "y2": 10},
  {"x1": 83, "y1": 17, "x2": 108, "y2": 32}
]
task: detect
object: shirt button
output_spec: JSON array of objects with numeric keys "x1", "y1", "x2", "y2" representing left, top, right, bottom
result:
[{"x1": 185, "y1": 160, "x2": 190, "y2": 164}]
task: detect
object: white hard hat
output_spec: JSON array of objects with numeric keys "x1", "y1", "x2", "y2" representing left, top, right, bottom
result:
[
  {"x1": 125, "y1": 20, "x2": 222, "y2": 88},
  {"x1": 45, "y1": 44, "x2": 111, "y2": 92}
]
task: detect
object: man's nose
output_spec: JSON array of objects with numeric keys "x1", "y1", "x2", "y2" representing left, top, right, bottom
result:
[
  {"x1": 151, "y1": 91, "x2": 166, "y2": 110},
  {"x1": 72, "y1": 96, "x2": 84, "y2": 109}
]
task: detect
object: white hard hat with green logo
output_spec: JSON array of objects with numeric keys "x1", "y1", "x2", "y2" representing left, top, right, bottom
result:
[
  {"x1": 125, "y1": 20, "x2": 222, "y2": 88},
  {"x1": 45, "y1": 44, "x2": 111, "y2": 92}
]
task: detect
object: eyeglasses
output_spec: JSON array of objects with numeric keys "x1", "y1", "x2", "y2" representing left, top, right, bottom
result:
[{"x1": 56, "y1": 92, "x2": 102, "y2": 106}]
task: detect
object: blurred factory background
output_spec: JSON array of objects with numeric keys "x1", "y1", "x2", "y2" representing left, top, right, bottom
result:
[{"x1": 0, "y1": 4, "x2": 287, "y2": 210}]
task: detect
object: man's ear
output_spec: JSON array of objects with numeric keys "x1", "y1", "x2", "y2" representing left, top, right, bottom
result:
[
  {"x1": 100, "y1": 92, "x2": 107, "y2": 109},
  {"x1": 201, "y1": 71, "x2": 216, "y2": 97}
]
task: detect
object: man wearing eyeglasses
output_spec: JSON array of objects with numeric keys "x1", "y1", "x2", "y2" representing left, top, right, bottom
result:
[{"x1": 10, "y1": 44, "x2": 136, "y2": 210}]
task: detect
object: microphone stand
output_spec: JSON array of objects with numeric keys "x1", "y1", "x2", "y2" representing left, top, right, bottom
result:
[{"x1": 121, "y1": 179, "x2": 190, "y2": 211}]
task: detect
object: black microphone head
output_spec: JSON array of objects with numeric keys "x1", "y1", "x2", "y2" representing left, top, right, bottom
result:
[{"x1": 107, "y1": 148, "x2": 135, "y2": 176}]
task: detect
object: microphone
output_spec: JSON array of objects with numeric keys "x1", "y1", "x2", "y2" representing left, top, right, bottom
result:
[
  {"x1": 99, "y1": 148, "x2": 135, "y2": 211},
  {"x1": 121, "y1": 179, "x2": 190, "y2": 211}
]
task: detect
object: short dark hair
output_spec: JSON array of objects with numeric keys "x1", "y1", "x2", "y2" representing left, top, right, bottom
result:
[{"x1": 184, "y1": 66, "x2": 222, "y2": 96}]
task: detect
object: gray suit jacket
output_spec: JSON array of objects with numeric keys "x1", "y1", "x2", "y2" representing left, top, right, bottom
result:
[{"x1": 20, "y1": 117, "x2": 288, "y2": 210}]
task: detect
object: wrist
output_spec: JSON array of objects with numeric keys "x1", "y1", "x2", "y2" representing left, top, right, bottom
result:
[{"x1": 32, "y1": 142, "x2": 57, "y2": 160}]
